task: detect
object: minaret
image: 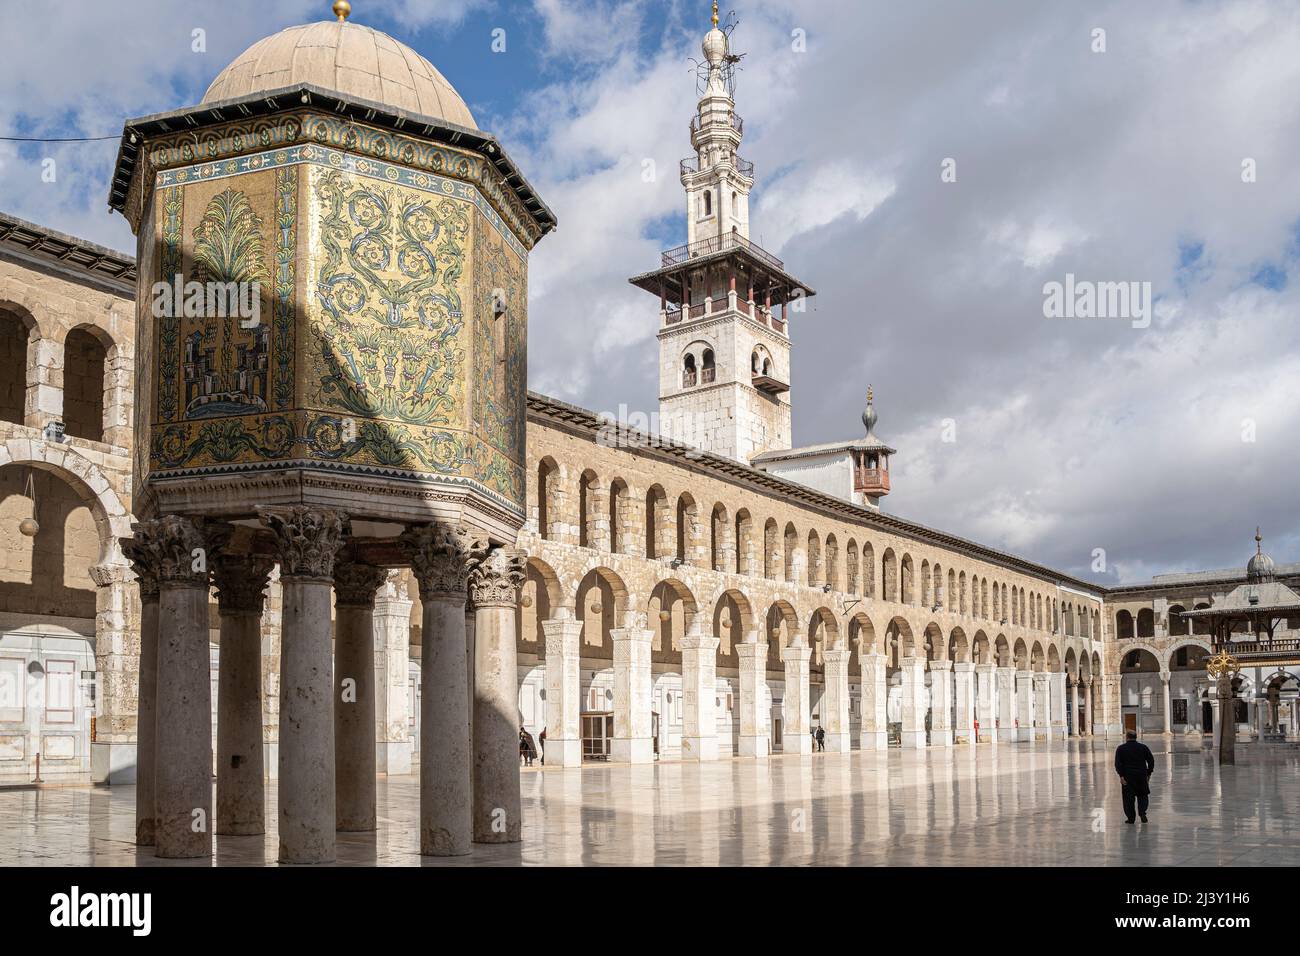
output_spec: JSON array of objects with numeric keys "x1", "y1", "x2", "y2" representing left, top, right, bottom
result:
[{"x1": 628, "y1": 3, "x2": 815, "y2": 464}]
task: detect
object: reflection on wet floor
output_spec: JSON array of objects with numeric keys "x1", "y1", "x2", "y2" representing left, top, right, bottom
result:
[{"x1": 1, "y1": 737, "x2": 1295, "y2": 866}]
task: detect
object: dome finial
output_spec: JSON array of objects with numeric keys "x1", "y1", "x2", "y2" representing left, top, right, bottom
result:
[
  {"x1": 712, "y1": 1, "x2": 720, "y2": 28},
  {"x1": 1256, "y1": 526, "x2": 1263, "y2": 554},
  {"x1": 862, "y1": 385, "x2": 878, "y2": 434},
  {"x1": 333, "y1": 0, "x2": 352, "y2": 22}
]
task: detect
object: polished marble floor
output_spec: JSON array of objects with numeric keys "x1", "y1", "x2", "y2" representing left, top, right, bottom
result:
[{"x1": 2, "y1": 737, "x2": 1297, "y2": 866}]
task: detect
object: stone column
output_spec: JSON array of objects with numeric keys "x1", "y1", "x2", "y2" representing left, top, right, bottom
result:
[
  {"x1": 88, "y1": 561, "x2": 136, "y2": 786},
  {"x1": 1016, "y1": 670, "x2": 1034, "y2": 742},
  {"x1": 261, "y1": 506, "x2": 346, "y2": 864},
  {"x1": 736, "y1": 635, "x2": 769, "y2": 757},
  {"x1": 995, "y1": 666, "x2": 1017, "y2": 741},
  {"x1": 373, "y1": 572, "x2": 413, "y2": 774},
  {"x1": 783, "y1": 642, "x2": 813, "y2": 753},
  {"x1": 333, "y1": 561, "x2": 387, "y2": 832},
  {"x1": 821, "y1": 647, "x2": 851, "y2": 752},
  {"x1": 859, "y1": 651, "x2": 887, "y2": 750},
  {"x1": 929, "y1": 659, "x2": 953, "y2": 746},
  {"x1": 211, "y1": 553, "x2": 274, "y2": 836},
  {"x1": 142, "y1": 516, "x2": 213, "y2": 859},
  {"x1": 953, "y1": 662, "x2": 974, "y2": 744},
  {"x1": 1050, "y1": 672, "x2": 1067, "y2": 739},
  {"x1": 611, "y1": 618, "x2": 654, "y2": 763},
  {"x1": 1160, "y1": 670, "x2": 1173, "y2": 735},
  {"x1": 1033, "y1": 672, "x2": 1050, "y2": 741},
  {"x1": 1082, "y1": 677, "x2": 1093, "y2": 735},
  {"x1": 899, "y1": 657, "x2": 928, "y2": 748},
  {"x1": 120, "y1": 532, "x2": 160, "y2": 845},
  {"x1": 467, "y1": 545, "x2": 526, "y2": 844},
  {"x1": 681, "y1": 623, "x2": 720, "y2": 760},
  {"x1": 976, "y1": 663, "x2": 997, "y2": 742},
  {"x1": 403, "y1": 524, "x2": 477, "y2": 856},
  {"x1": 1068, "y1": 678, "x2": 1080, "y2": 737},
  {"x1": 541, "y1": 608, "x2": 583, "y2": 766}
]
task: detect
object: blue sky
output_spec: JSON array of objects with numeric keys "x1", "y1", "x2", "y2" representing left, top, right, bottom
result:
[{"x1": 2, "y1": 0, "x2": 1298, "y2": 583}]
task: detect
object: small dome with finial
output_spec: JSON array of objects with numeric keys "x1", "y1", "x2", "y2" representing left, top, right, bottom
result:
[
  {"x1": 703, "y1": 2, "x2": 728, "y2": 66},
  {"x1": 1247, "y1": 527, "x2": 1276, "y2": 583},
  {"x1": 861, "y1": 385, "x2": 878, "y2": 436}
]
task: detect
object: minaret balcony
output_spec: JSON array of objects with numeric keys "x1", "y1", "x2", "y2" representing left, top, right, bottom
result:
[
  {"x1": 855, "y1": 468, "x2": 891, "y2": 496},
  {"x1": 662, "y1": 296, "x2": 786, "y2": 336},
  {"x1": 691, "y1": 113, "x2": 744, "y2": 135},
  {"x1": 661, "y1": 231, "x2": 783, "y2": 270},
  {"x1": 679, "y1": 155, "x2": 755, "y2": 180}
]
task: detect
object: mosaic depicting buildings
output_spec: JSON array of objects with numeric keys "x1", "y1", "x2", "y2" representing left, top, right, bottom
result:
[{"x1": 0, "y1": 2, "x2": 1295, "y2": 864}]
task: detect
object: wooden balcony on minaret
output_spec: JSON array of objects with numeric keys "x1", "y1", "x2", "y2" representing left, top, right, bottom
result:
[{"x1": 855, "y1": 465, "x2": 891, "y2": 497}]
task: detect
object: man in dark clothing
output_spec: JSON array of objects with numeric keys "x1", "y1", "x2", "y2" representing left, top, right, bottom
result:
[
  {"x1": 815, "y1": 726, "x2": 826, "y2": 752},
  {"x1": 1115, "y1": 731, "x2": 1155, "y2": 823}
]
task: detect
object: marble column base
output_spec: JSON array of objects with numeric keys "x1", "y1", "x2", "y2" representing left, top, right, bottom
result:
[
  {"x1": 824, "y1": 732, "x2": 851, "y2": 753},
  {"x1": 738, "y1": 734, "x2": 769, "y2": 757},
  {"x1": 899, "y1": 730, "x2": 927, "y2": 749},
  {"x1": 681, "y1": 735, "x2": 718, "y2": 761},
  {"x1": 997, "y1": 727, "x2": 1018, "y2": 742},
  {"x1": 546, "y1": 738, "x2": 582, "y2": 767},
  {"x1": 931, "y1": 729, "x2": 953, "y2": 747},
  {"x1": 1018, "y1": 727, "x2": 1034, "y2": 742},
  {"x1": 91, "y1": 741, "x2": 137, "y2": 786},
  {"x1": 953, "y1": 728, "x2": 972, "y2": 745},
  {"x1": 858, "y1": 730, "x2": 887, "y2": 750},
  {"x1": 611, "y1": 737, "x2": 654, "y2": 763},
  {"x1": 977, "y1": 729, "x2": 996, "y2": 743},
  {"x1": 377, "y1": 740, "x2": 412, "y2": 775},
  {"x1": 785, "y1": 734, "x2": 813, "y2": 754}
]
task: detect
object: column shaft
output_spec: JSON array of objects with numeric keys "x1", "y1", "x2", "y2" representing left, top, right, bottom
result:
[
  {"x1": 611, "y1": 626, "x2": 654, "y2": 763},
  {"x1": 899, "y1": 659, "x2": 927, "y2": 748},
  {"x1": 155, "y1": 581, "x2": 213, "y2": 858},
  {"x1": 334, "y1": 600, "x2": 377, "y2": 831},
  {"x1": 821, "y1": 649, "x2": 851, "y2": 752},
  {"x1": 421, "y1": 593, "x2": 472, "y2": 853},
  {"x1": 681, "y1": 630, "x2": 721, "y2": 760},
  {"x1": 859, "y1": 651, "x2": 887, "y2": 750},
  {"x1": 975, "y1": 663, "x2": 996, "y2": 742},
  {"x1": 783, "y1": 643, "x2": 813, "y2": 753},
  {"x1": 736, "y1": 640, "x2": 769, "y2": 757},
  {"x1": 216, "y1": 611, "x2": 265, "y2": 834},
  {"x1": 930, "y1": 660, "x2": 953, "y2": 747},
  {"x1": 952, "y1": 662, "x2": 974, "y2": 744},
  {"x1": 541, "y1": 614, "x2": 583, "y2": 766}
]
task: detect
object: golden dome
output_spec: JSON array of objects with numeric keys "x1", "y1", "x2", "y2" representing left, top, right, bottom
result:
[{"x1": 201, "y1": 20, "x2": 477, "y2": 130}]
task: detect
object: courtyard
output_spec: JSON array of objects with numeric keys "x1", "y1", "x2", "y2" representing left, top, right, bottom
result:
[{"x1": 3, "y1": 737, "x2": 1296, "y2": 867}]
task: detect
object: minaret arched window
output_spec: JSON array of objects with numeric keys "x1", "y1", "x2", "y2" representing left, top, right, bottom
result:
[
  {"x1": 683, "y1": 353, "x2": 697, "y2": 387},
  {"x1": 701, "y1": 349, "x2": 715, "y2": 383},
  {"x1": 751, "y1": 351, "x2": 760, "y2": 374},
  {"x1": 702, "y1": 190, "x2": 712, "y2": 218}
]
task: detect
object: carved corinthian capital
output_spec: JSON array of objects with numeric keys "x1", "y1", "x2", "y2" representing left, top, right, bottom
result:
[
  {"x1": 401, "y1": 524, "x2": 483, "y2": 599},
  {"x1": 120, "y1": 532, "x2": 161, "y2": 602},
  {"x1": 211, "y1": 553, "x2": 275, "y2": 616},
  {"x1": 259, "y1": 506, "x2": 347, "y2": 580},
  {"x1": 333, "y1": 562, "x2": 388, "y2": 609},
  {"x1": 125, "y1": 515, "x2": 210, "y2": 589},
  {"x1": 467, "y1": 546, "x2": 526, "y2": 609}
]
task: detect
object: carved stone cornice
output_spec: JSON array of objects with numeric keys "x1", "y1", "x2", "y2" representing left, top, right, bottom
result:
[
  {"x1": 211, "y1": 553, "x2": 275, "y2": 616},
  {"x1": 259, "y1": 506, "x2": 347, "y2": 581},
  {"x1": 333, "y1": 562, "x2": 388, "y2": 609},
  {"x1": 467, "y1": 546, "x2": 526, "y2": 609},
  {"x1": 126, "y1": 515, "x2": 210, "y2": 589},
  {"x1": 401, "y1": 524, "x2": 483, "y2": 599}
]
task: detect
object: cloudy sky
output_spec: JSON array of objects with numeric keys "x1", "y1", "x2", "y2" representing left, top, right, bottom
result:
[{"x1": 2, "y1": 0, "x2": 1297, "y2": 585}]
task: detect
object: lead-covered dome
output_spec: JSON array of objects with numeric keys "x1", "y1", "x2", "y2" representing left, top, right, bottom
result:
[{"x1": 201, "y1": 20, "x2": 477, "y2": 130}]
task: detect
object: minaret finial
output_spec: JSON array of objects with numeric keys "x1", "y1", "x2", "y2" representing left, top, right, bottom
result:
[
  {"x1": 333, "y1": 0, "x2": 352, "y2": 22},
  {"x1": 867, "y1": 384, "x2": 873, "y2": 404},
  {"x1": 1256, "y1": 526, "x2": 1263, "y2": 554},
  {"x1": 712, "y1": 1, "x2": 719, "y2": 28}
]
